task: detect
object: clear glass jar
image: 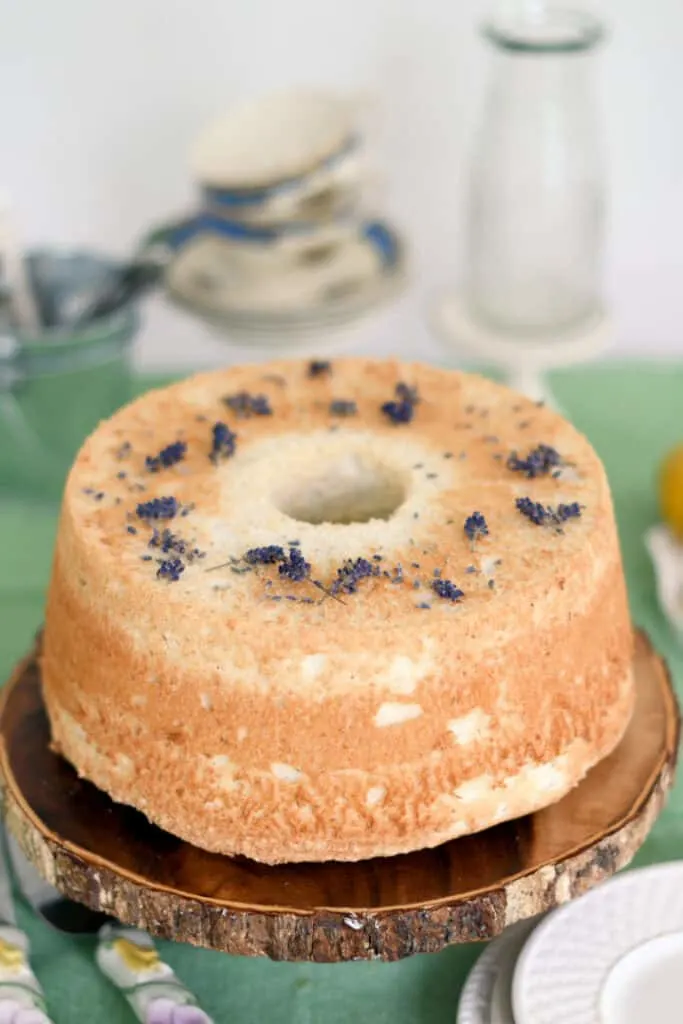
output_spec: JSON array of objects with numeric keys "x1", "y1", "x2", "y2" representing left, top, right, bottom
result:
[{"x1": 464, "y1": 6, "x2": 606, "y2": 335}]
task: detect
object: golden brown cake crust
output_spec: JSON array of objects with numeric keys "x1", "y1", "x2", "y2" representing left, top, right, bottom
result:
[{"x1": 41, "y1": 359, "x2": 634, "y2": 863}]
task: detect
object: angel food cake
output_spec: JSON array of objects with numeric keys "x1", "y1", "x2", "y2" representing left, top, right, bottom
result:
[{"x1": 41, "y1": 358, "x2": 634, "y2": 863}]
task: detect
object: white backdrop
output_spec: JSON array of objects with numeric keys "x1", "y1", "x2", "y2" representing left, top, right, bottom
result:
[{"x1": 2, "y1": 0, "x2": 681, "y2": 368}]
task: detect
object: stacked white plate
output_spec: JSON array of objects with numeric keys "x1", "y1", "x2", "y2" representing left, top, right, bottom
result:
[
  {"x1": 156, "y1": 88, "x2": 406, "y2": 346},
  {"x1": 457, "y1": 862, "x2": 683, "y2": 1024}
]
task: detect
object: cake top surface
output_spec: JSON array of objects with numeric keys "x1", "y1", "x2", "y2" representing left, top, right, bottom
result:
[{"x1": 60, "y1": 358, "x2": 612, "y2": 671}]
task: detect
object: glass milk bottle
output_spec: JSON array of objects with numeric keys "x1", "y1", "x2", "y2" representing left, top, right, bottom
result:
[{"x1": 465, "y1": 6, "x2": 606, "y2": 336}]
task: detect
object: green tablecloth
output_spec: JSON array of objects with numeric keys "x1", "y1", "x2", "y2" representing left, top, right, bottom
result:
[{"x1": 0, "y1": 362, "x2": 682, "y2": 1023}]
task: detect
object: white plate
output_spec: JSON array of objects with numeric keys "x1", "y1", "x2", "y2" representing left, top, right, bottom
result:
[
  {"x1": 457, "y1": 917, "x2": 542, "y2": 1024},
  {"x1": 511, "y1": 862, "x2": 683, "y2": 1024},
  {"x1": 168, "y1": 275, "x2": 405, "y2": 354}
]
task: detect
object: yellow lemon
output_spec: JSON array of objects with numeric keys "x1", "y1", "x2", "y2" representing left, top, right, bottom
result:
[{"x1": 659, "y1": 444, "x2": 683, "y2": 539}]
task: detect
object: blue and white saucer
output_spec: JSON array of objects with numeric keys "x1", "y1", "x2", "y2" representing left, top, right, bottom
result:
[{"x1": 164, "y1": 217, "x2": 406, "y2": 340}]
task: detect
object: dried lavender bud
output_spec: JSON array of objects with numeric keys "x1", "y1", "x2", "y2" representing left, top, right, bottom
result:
[
  {"x1": 148, "y1": 528, "x2": 203, "y2": 560},
  {"x1": 507, "y1": 444, "x2": 562, "y2": 479},
  {"x1": 432, "y1": 579, "x2": 464, "y2": 602},
  {"x1": 464, "y1": 512, "x2": 489, "y2": 541},
  {"x1": 515, "y1": 497, "x2": 583, "y2": 526},
  {"x1": 278, "y1": 546, "x2": 311, "y2": 582},
  {"x1": 145, "y1": 440, "x2": 187, "y2": 472},
  {"x1": 222, "y1": 392, "x2": 272, "y2": 417},
  {"x1": 381, "y1": 382, "x2": 419, "y2": 425},
  {"x1": 211, "y1": 421, "x2": 237, "y2": 461},
  {"x1": 156, "y1": 557, "x2": 185, "y2": 582},
  {"x1": 396, "y1": 382, "x2": 419, "y2": 404},
  {"x1": 329, "y1": 399, "x2": 358, "y2": 417},
  {"x1": 390, "y1": 563, "x2": 405, "y2": 584},
  {"x1": 556, "y1": 501, "x2": 582, "y2": 521},
  {"x1": 150, "y1": 527, "x2": 184, "y2": 554},
  {"x1": 245, "y1": 545, "x2": 286, "y2": 565},
  {"x1": 331, "y1": 557, "x2": 380, "y2": 595},
  {"x1": 382, "y1": 399, "x2": 413, "y2": 423},
  {"x1": 115, "y1": 441, "x2": 132, "y2": 460},
  {"x1": 308, "y1": 360, "x2": 332, "y2": 377},
  {"x1": 136, "y1": 496, "x2": 179, "y2": 520},
  {"x1": 515, "y1": 497, "x2": 547, "y2": 525}
]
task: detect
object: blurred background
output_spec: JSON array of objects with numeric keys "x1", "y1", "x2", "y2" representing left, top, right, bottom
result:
[{"x1": 2, "y1": 0, "x2": 681, "y2": 371}]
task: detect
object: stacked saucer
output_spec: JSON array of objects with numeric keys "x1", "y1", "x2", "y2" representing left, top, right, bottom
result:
[
  {"x1": 158, "y1": 89, "x2": 406, "y2": 344},
  {"x1": 457, "y1": 862, "x2": 683, "y2": 1024}
]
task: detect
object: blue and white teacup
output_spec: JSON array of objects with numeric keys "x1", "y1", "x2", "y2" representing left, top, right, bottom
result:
[{"x1": 190, "y1": 89, "x2": 367, "y2": 228}]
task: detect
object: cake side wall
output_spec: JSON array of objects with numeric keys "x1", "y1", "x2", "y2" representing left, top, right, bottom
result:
[{"x1": 42, "y1": 543, "x2": 633, "y2": 862}]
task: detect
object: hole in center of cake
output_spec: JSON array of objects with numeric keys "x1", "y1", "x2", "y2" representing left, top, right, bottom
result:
[{"x1": 276, "y1": 455, "x2": 408, "y2": 525}]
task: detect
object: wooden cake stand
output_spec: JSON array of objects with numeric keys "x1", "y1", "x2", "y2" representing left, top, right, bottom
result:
[{"x1": 0, "y1": 630, "x2": 678, "y2": 963}]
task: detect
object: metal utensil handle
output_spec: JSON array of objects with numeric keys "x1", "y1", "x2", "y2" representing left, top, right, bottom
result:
[
  {"x1": 95, "y1": 923, "x2": 213, "y2": 1023},
  {"x1": 0, "y1": 924, "x2": 54, "y2": 1021},
  {"x1": 69, "y1": 260, "x2": 163, "y2": 329},
  {"x1": 137, "y1": 217, "x2": 198, "y2": 261}
]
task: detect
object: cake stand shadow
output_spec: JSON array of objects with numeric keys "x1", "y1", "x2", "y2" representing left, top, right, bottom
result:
[{"x1": 0, "y1": 630, "x2": 678, "y2": 963}]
